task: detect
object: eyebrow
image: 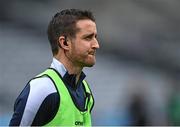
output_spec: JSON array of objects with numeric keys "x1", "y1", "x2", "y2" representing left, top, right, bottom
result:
[{"x1": 82, "y1": 33, "x2": 96, "y2": 38}]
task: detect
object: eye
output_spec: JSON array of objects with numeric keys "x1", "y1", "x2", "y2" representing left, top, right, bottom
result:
[
  {"x1": 95, "y1": 34, "x2": 98, "y2": 39},
  {"x1": 85, "y1": 36, "x2": 93, "y2": 41},
  {"x1": 83, "y1": 35, "x2": 92, "y2": 41}
]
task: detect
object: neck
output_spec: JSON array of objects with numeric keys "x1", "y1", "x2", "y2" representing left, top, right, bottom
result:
[{"x1": 54, "y1": 51, "x2": 83, "y2": 82}]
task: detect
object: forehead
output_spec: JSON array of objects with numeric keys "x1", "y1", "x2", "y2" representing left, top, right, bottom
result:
[{"x1": 76, "y1": 19, "x2": 97, "y2": 33}]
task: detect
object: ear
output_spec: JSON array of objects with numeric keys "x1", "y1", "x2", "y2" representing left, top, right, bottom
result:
[{"x1": 58, "y1": 36, "x2": 70, "y2": 50}]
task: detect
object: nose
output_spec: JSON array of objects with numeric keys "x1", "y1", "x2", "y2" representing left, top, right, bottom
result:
[{"x1": 92, "y1": 39, "x2": 100, "y2": 49}]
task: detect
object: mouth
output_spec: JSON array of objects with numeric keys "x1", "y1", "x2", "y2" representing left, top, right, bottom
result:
[{"x1": 88, "y1": 51, "x2": 96, "y2": 55}]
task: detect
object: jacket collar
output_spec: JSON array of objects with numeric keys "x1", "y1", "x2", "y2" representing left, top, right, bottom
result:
[
  {"x1": 50, "y1": 58, "x2": 67, "y2": 77},
  {"x1": 50, "y1": 57, "x2": 86, "y2": 89}
]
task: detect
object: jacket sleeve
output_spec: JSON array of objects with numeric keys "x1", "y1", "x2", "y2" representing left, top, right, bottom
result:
[{"x1": 9, "y1": 77, "x2": 59, "y2": 126}]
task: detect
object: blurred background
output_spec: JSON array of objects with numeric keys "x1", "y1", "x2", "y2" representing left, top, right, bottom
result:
[{"x1": 1, "y1": 0, "x2": 180, "y2": 125}]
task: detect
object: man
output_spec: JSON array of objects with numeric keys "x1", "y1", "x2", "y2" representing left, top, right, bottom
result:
[{"x1": 9, "y1": 9, "x2": 100, "y2": 126}]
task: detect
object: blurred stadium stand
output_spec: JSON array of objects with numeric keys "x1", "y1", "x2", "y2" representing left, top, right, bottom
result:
[{"x1": 1, "y1": 0, "x2": 180, "y2": 125}]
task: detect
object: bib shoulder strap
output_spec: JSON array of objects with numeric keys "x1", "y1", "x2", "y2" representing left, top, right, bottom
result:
[
  {"x1": 36, "y1": 68, "x2": 65, "y2": 94},
  {"x1": 82, "y1": 80, "x2": 91, "y2": 94}
]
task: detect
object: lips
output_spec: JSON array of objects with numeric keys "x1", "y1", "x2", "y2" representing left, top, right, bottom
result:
[{"x1": 88, "y1": 51, "x2": 96, "y2": 55}]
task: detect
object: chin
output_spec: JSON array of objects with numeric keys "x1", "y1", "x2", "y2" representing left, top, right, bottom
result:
[
  {"x1": 82, "y1": 57, "x2": 96, "y2": 67},
  {"x1": 85, "y1": 61, "x2": 96, "y2": 67}
]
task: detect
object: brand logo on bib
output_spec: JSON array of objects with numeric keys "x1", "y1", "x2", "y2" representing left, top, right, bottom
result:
[{"x1": 75, "y1": 121, "x2": 83, "y2": 126}]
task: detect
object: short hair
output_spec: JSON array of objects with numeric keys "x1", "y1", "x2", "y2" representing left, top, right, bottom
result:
[{"x1": 47, "y1": 9, "x2": 95, "y2": 55}]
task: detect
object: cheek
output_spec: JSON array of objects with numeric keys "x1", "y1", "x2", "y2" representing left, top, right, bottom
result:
[
  {"x1": 69, "y1": 46, "x2": 82, "y2": 60},
  {"x1": 73, "y1": 44, "x2": 89, "y2": 55}
]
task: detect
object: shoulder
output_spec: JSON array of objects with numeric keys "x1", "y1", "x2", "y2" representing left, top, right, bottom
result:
[
  {"x1": 29, "y1": 76, "x2": 57, "y2": 94},
  {"x1": 26, "y1": 76, "x2": 58, "y2": 111}
]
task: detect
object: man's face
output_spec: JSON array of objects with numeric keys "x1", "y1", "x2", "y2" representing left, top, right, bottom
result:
[{"x1": 68, "y1": 19, "x2": 100, "y2": 67}]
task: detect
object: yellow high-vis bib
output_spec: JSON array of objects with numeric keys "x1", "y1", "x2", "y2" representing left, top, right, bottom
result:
[{"x1": 37, "y1": 68, "x2": 94, "y2": 126}]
